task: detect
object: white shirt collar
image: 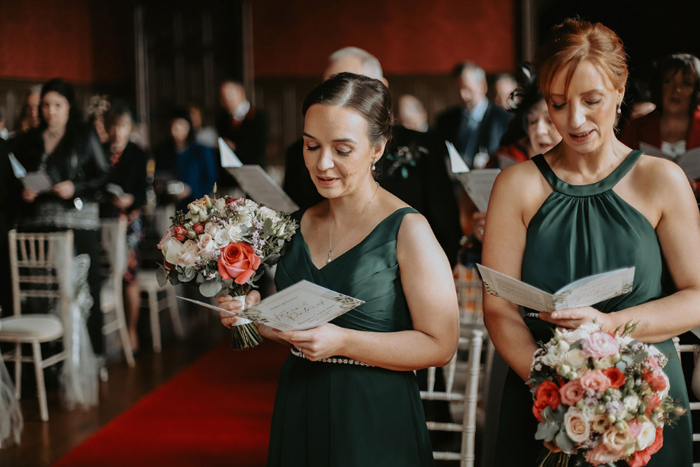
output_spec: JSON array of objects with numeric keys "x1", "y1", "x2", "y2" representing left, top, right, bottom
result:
[{"x1": 233, "y1": 100, "x2": 251, "y2": 122}]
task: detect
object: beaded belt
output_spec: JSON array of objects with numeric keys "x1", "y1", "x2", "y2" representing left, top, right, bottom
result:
[
  {"x1": 524, "y1": 312, "x2": 540, "y2": 319},
  {"x1": 290, "y1": 347, "x2": 375, "y2": 367}
]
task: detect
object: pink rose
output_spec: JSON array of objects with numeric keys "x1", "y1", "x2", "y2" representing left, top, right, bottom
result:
[
  {"x1": 217, "y1": 242, "x2": 261, "y2": 285},
  {"x1": 564, "y1": 407, "x2": 590, "y2": 443},
  {"x1": 582, "y1": 331, "x2": 620, "y2": 358},
  {"x1": 585, "y1": 443, "x2": 619, "y2": 466},
  {"x1": 627, "y1": 419, "x2": 643, "y2": 438},
  {"x1": 560, "y1": 380, "x2": 586, "y2": 406},
  {"x1": 197, "y1": 233, "x2": 218, "y2": 259},
  {"x1": 580, "y1": 370, "x2": 610, "y2": 392},
  {"x1": 157, "y1": 229, "x2": 173, "y2": 249},
  {"x1": 174, "y1": 225, "x2": 186, "y2": 242},
  {"x1": 193, "y1": 222, "x2": 205, "y2": 235}
]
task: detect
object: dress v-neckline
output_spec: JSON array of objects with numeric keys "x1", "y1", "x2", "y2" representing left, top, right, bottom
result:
[{"x1": 299, "y1": 207, "x2": 412, "y2": 271}]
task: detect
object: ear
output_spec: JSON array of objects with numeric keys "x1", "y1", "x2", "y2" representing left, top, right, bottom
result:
[
  {"x1": 372, "y1": 139, "x2": 388, "y2": 163},
  {"x1": 380, "y1": 77, "x2": 389, "y2": 88},
  {"x1": 617, "y1": 88, "x2": 625, "y2": 106}
]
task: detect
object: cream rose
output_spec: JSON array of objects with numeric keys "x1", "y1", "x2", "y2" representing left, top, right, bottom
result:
[
  {"x1": 592, "y1": 354, "x2": 617, "y2": 370},
  {"x1": 258, "y1": 206, "x2": 278, "y2": 221},
  {"x1": 636, "y1": 421, "x2": 657, "y2": 450},
  {"x1": 564, "y1": 408, "x2": 591, "y2": 443},
  {"x1": 563, "y1": 349, "x2": 587, "y2": 371},
  {"x1": 602, "y1": 426, "x2": 632, "y2": 454},
  {"x1": 214, "y1": 229, "x2": 231, "y2": 248},
  {"x1": 161, "y1": 237, "x2": 183, "y2": 265},
  {"x1": 623, "y1": 394, "x2": 640, "y2": 413},
  {"x1": 197, "y1": 234, "x2": 217, "y2": 259},
  {"x1": 205, "y1": 221, "x2": 220, "y2": 237},
  {"x1": 177, "y1": 240, "x2": 198, "y2": 267},
  {"x1": 228, "y1": 224, "x2": 244, "y2": 243}
]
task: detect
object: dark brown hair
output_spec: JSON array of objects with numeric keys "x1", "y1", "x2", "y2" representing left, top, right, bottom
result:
[
  {"x1": 302, "y1": 72, "x2": 393, "y2": 148},
  {"x1": 651, "y1": 53, "x2": 700, "y2": 114},
  {"x1": 536, "y1": 18, "x2": 628, "y2": 101}
]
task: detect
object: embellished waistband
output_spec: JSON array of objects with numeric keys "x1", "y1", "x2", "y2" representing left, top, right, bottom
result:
[{"x1": 290, "y1": 347, "x2": 374, "y2": 367}]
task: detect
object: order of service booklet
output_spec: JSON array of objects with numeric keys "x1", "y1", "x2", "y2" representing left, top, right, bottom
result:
[
  {"x1": 476, "y1": 264, "x2": 635, "y2": 313},
  {"x1": 446, "y1": 141, "x2": 501, "y2": 212},
  {"x1": 177, "y1": 280, "x2": 364, "y2": 331},
  {"x1": 218, "y1": 138, "x2": 299, "y2": 213}
]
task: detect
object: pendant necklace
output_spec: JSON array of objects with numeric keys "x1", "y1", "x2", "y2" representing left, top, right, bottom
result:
[{"x1": 327, "y1": 182, "x2": 380, "y2": 264}]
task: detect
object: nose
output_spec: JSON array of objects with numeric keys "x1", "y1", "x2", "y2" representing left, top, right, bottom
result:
[
  {"x1": 535, "y1": 118, "x2": 548, "y2": 135},
  {"x1": 316, "y1": 147, "x2": 334, "y2": 172},
  {"x1": 569, "y1": 102, "x2": 585, "y2": 128}
]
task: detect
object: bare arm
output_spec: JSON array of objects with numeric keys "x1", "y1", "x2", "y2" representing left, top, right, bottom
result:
[
  {"x1": 274, "y1": 213, "x2": 460, "y2": 371},
  {"x1": 482, "y1": 165, "x2": 541, "y2": 381}
]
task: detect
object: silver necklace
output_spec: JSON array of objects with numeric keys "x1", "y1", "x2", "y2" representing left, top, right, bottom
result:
[{"x1": 327, "y1": 182, "x2": 380, "y2": 264}]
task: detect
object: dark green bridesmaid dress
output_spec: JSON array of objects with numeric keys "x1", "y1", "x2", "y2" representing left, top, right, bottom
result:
[
  {"x1": 268, "y1": 207, "x2": 434, "y2": 467},
  {"x1": 495, "y1": 150, "x2": 693, "y2": 466}
]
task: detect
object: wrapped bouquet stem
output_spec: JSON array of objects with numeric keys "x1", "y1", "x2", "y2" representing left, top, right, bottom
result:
[{"x1": 157, "y1": 194, "x2": 298, "y2": 351}]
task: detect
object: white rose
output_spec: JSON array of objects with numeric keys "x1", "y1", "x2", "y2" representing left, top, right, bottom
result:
[
  {"x1": 197, "y1": 234, "x2": 217, "y2": 259},
  {"x1": 563, "y1": 349, "x2": 587, "y2": 371},
  {"x1": 541, "y1": 346, "x2": 566, "y2": 369},
  {"x1": 623, "y1": 394, "x2": 640, "y2": 413},
  {"x1": 177, "y1": 240, "x2": 199, "y2": 267},
  {"x1": 214, "y1": 198, "x2": 226, "y2": 210},
  {"x1": 214, "y1": 229, "x2": 231, "y2": 248},
  {"x1": 162, "y1": 237, "x2": 183, "y2": 265},
  {"x1": 592, "y1": 355, "x2": 616, "y2": 370},
  {"x1": 564, "y1": 408, "x2": 591, "y2": 443},
  {"x1": 228, "y1": 225, "x2": 244, "y2": 243},
  {"x1": 205, "y1": 221, "x2": 220, "y2": 237},
  {"x1": 636, "y1": 422, "x2": 656, "y2": 450},
  {"x1": 258, "y1": 206, "x2": 279, "y2": 221}
]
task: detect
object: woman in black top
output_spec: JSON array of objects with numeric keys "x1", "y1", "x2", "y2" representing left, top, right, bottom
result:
[
  {"x1": 101, "y1": 102, "x2": 148, "y2": 353},
  {"x1": 11, "y1": 78, "x2": 109, "y2": 361}
]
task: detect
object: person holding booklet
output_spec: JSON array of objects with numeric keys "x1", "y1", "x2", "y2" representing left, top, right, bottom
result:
[
  {"x1": 216, "y1": 72, "x2": 460, "y2": 466},
  {"x1": 482, "y1": 19, "x2": 699, "y2": 466}
]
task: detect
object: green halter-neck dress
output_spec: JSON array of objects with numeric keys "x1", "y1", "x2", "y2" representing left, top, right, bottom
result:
[
  {"x1": 495, "y1": 150, "x2": 692, "y2": 466},
  {"x1": 267, "y1": 207, "x2": 434, "y2": 467}
]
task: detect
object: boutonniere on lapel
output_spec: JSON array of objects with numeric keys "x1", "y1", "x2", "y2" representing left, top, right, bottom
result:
[{"x1": 385, "y1": 142, "x2": 428, "y2": 179}]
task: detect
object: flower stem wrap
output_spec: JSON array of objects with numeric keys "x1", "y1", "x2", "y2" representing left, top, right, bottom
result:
[{"x1": 229, "y1": 295, "x2": 263, "y2": 350}]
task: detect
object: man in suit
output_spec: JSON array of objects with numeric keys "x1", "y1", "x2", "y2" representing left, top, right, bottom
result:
[
  {"x1": 436, "y1": 62, "x2": 511, "y2": 168},
  {"x1": 215, "y1": 80, "x2": 269, "y2": 189}
]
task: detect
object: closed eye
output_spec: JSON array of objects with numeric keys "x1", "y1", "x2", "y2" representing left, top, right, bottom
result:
[
  {"x1": 336, "y1": 149, "x2": 350, "y2": 156},
  {"x1": 305, "y1": 145, "x2": 320, "y2": 151},
  {"x1": 551, "y1": 102, "x2": 566, "y2": 110}
]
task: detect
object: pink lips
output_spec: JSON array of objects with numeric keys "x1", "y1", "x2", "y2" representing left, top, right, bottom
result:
[
  {"x1": 570, "y1": 130, "x2": 594, "y2": 143},
  {"x1": 317, "y1": 177, "x2": 338, "y2": 187}
]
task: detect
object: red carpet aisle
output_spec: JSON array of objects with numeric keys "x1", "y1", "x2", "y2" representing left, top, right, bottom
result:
[{"x1": 54, "y1": 340, "x2": 289, "y2": 467}]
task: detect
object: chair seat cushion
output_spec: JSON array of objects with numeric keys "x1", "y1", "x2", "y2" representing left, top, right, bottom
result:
[{"x1": 0, "y1": 315, "x2": 64, "y2": 341}]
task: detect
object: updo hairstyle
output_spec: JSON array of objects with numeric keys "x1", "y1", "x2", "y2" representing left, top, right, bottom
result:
[
  {"x1": 302, "y1": 72, "x2": 393, "y2": 149},
  {"x1": 536, "y1": 18, "x2": 628, "y2": 102}
]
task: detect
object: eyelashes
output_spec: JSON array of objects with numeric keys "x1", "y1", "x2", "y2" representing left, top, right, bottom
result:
[{"x1": 304, "y1": 145, "x2": 351, "y2": 156}]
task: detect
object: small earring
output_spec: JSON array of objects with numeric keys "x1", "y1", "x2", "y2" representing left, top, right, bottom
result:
[
  {"x1": 616, "y1": 102, "x2": 622, "y2": 115},
  {"x1": 372, "y1": 159, "x2": 377, "y2": 171}
]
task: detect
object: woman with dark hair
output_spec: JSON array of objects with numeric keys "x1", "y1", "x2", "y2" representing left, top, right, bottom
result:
[
  {"x1": 621, "y1": 53, "x2": 700, "y2": 189},
  {"x1": 483, "y1": 19, "x2": 697, "y2": 466},
  {"x1": 154, "y1": 108, "x2": 217, "y2": 209},
  {"x1": 10, "y1": 77, "x2": 110, "y2": 363},
  {"x1": 101, "y1": 101, "x2": 148, "y2": 354},
  {"x1": 215, "y1": 73, "x2": 459, "y2": 466}
]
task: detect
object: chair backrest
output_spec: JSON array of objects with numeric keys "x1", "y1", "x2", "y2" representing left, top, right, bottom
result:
[
  {"x1": 421, "y1": 328, "x2": 484, "y2": 467},
  {"x1": 454, "y1": 265, "x2": 484, "y2": 326},
  {"x1": 9, "y1": 229, "x2": 74, "y2": 316},
  {"x1": 100, "y1": 217, "x2": 128, "y2": 279},
  {"x1": 673, "y1": 336, "x2": 700, "y2": 467}
]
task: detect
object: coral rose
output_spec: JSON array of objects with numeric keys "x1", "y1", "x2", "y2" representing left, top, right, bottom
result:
[
  {"x1": 580, "y1": 370, "x2": 610, "y2": 392},
  {"x1": 218, "y1": 242, "x2": 261, "y2": 285},
  {"x1": 560, "y1": 380, "x2": 586, "y2": 405},
  {"x1": 193, "y1": 222, "x2": 205, "y2": 235},
  {"x1": 533, "y1": 381, "x2": 561, "y2": 421},
  {"x1": 603, "y1": 367, "x2": 626, "y2": 389}
]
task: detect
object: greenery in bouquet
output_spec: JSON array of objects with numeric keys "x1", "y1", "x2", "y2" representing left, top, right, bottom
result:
[
  {"x1": 528, "y1": 321, "x2": 685, "y2": 467},
  {"x1": 156, "y1": 194, "x2": 298, "y2": 349}
]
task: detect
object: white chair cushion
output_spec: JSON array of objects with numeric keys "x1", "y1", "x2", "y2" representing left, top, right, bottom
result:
[{"x1": 0, "y1": 315, "x2": 64, "y2": 341}]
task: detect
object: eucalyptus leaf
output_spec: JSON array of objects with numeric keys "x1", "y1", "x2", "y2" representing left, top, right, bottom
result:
[
  {"x1": 156, "y1": 266, "x2": 169, "y2": 287},
  {"x1": 555, "y1": 430, "x2": 575, "y2": 453},
  {"x1": 200, "y1": 279, "x2": 223, "y2": 297},
  {"x1": 196, "y1": 272, "x2": 205, "y2": 283}
]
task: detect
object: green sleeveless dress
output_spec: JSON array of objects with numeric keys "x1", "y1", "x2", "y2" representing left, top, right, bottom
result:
[
  {"x1": 495, "y1": 150, "x2": 693, "y2": 466},
  {"x1": 268, "y1": 207, "x2": 434, "y2": 467}
]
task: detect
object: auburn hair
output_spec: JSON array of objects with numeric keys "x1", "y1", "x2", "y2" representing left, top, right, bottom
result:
[{"x1": 536, "y1": 18, "x2": 628, "y2": 101}]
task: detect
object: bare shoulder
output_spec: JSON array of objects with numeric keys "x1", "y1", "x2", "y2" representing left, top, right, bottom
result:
[
  {"x1": 396, "y1": 211, "x2": 433, "y2": 248},
  {"x1": 633, "y1": 155, "x2": 692, "y2": 196},
  {"x1": 491, "y1": 159, "x2": 551, "y2": 212},
  {"x1": 377, "y1": 188, "x2": 411, "y2": 214}
]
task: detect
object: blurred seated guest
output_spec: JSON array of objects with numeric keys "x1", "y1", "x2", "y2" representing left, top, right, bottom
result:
[
  {"x1": 488, "y1": 73, "x2": 518, "y2": 109},
  {"x1": 621, "y1": 53, "x2": 700, "y2": 167},
  {"x1": 397, "y1": 94, "x2": 429, "y2": 132},
  {"x1": 12, "y1": 86, "x2": 41, "y2": 135},
  {"x1": 436, "y1": 62, "x2": 511, "y2": 168},
  {"x1": 188, "y1": 103, "x2": 217, "y2": 149},
  {"x1": 214, "y1": 80, "x2": 269, "y2": 191},
  {"x1": 10, "y1": 78, "x2": 110, "y2": 362},
  {"x1": 101, "y1": 101, "x2": 147, "y2": 354},
  {"x1": 154, "y1": 108, "x2": 217, "y2": 210},
  {"x1": 87, "y1": 94, "x2": 111, "y2": 144}
]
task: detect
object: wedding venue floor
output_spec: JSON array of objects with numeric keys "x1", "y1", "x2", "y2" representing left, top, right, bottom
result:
[{"x1": 0, "y1": 318, "x2": 287, "y2": 466}]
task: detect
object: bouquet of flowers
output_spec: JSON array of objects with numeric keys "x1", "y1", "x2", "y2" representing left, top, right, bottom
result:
[
  {"x1": 529, "y1": 321, "x2": 685, "y2": 467},
  {"x1": 156, "y1": 193, "x2": 298, "y2": 350}
]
